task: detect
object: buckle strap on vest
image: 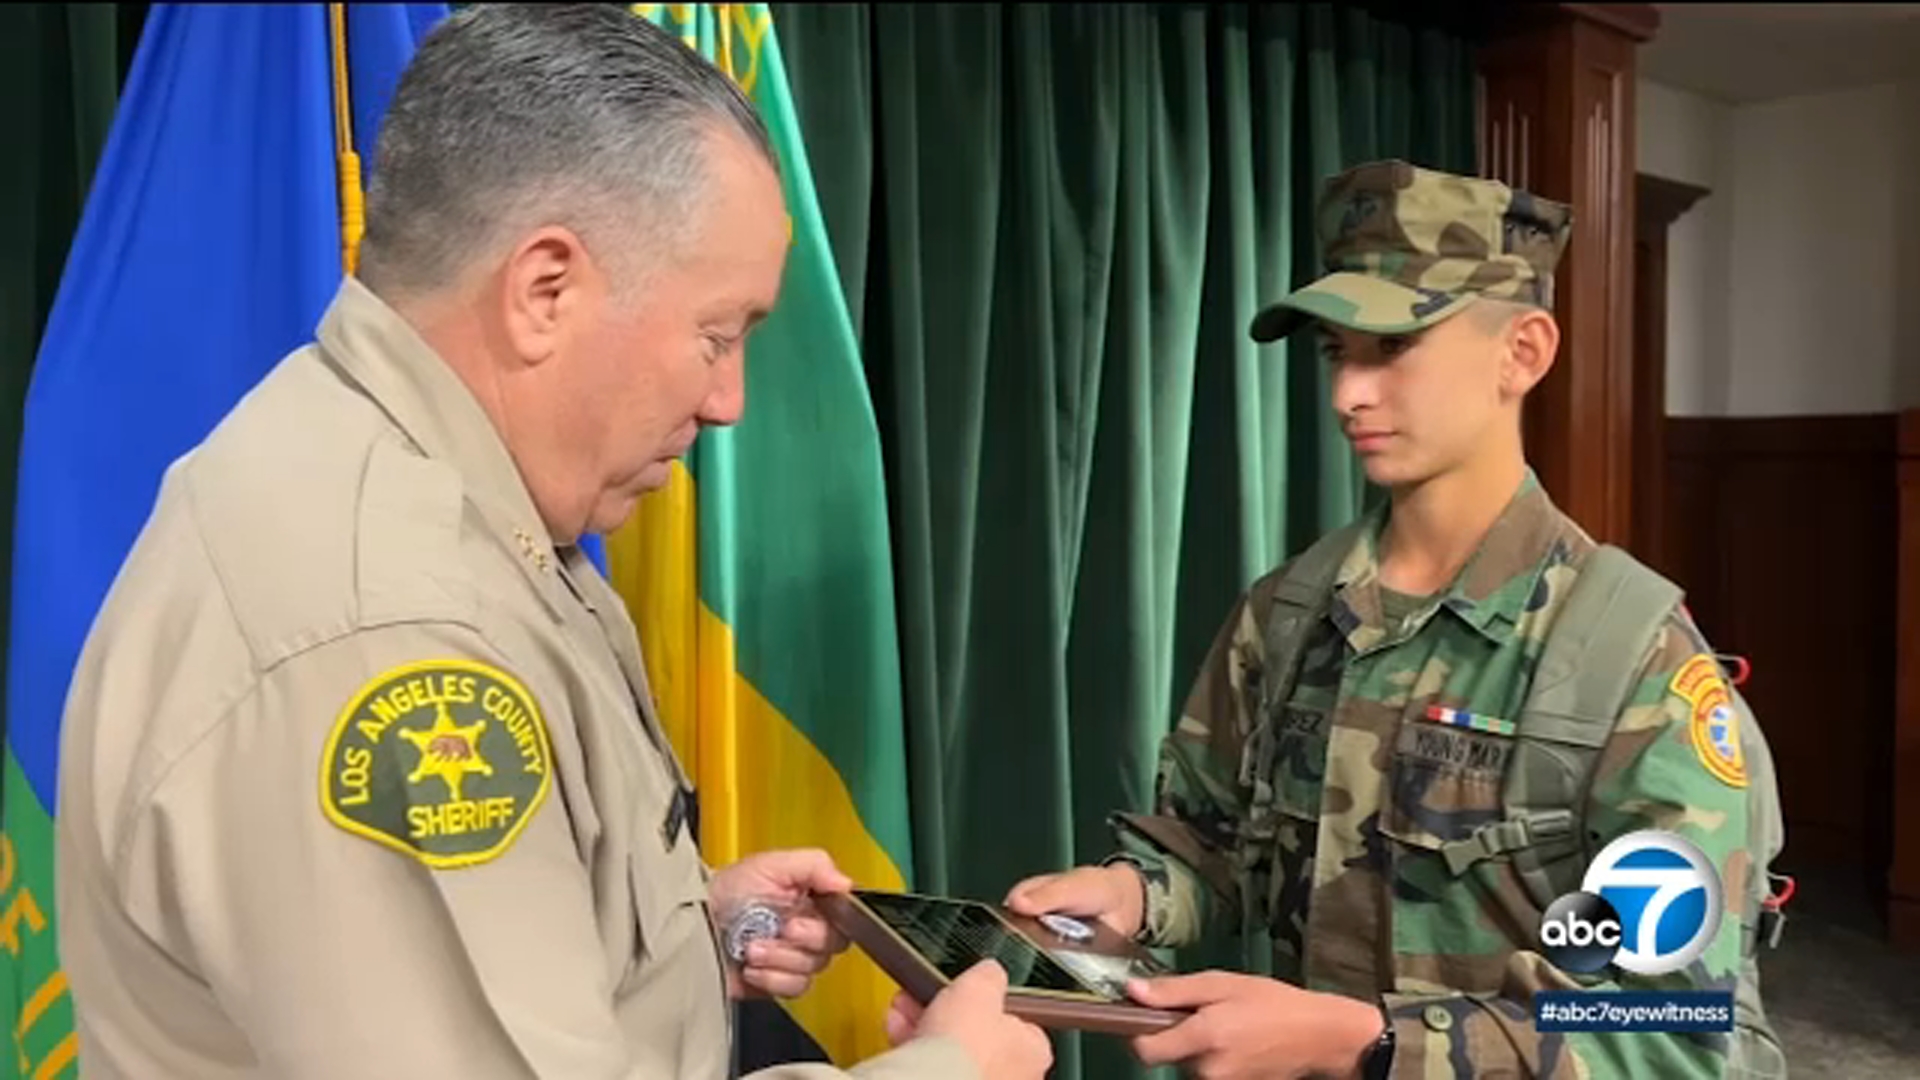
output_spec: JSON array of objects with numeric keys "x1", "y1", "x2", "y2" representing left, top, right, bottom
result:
[
  {"x1": 1439, "y1": 809, "x2": 1576, "y2": 876},
  {"x1": 1747, "y1": 872, "x2": 1795, "y2": 955},
  {"x1": 1247, "y1": 522, "x2": 1367, "y2": 790}
]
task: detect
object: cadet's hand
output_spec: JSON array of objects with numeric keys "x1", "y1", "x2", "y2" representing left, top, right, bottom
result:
[
  {"x1": 1126, "y1": 972, "x2": 1384, "y2": 1080},
  {"x1": 1003, "y1": 862, "x2": 1146, "y2": 939},
  {"x1": 885, "y1": 960, "x2": 1053, "y2": 1078},
  {"x1": 708, "y1": 848, "x2": 853, "y2": 1001}
]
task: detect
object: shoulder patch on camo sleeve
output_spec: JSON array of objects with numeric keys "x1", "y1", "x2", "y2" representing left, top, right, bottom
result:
[
  {"x1": 321, "y1": 659, "x2": 553, "y2": 868},
  {"x1": 1669, "y1": 654, "x2": 1747, "y2": 789}
]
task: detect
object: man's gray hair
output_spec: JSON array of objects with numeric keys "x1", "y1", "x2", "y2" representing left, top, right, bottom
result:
[{"x1": 359, "y1": 3, "x2": 774, "y2": 298}]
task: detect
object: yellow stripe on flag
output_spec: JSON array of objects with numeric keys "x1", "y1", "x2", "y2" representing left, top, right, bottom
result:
[
  {"x1": 611, "y1": 472, "x2": 908, "y2": 1066},
  {"x1": 694, "y1": 604, "x2": 906, "y2": 1063},
  {"x1": 607, "y1": 462, "x2": 699, "y2": 769}
]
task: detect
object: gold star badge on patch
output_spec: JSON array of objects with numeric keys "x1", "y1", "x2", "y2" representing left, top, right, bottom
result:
[{"x1": 399, "y1": 701, "x2": 494, "y2": 803}]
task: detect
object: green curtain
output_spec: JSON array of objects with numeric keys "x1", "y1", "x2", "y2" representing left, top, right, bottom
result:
[
  {"x1": 0, "y1": 3, "x2": 143, "y2": 752},
  {"x1": 775, "y1": 4, "x2": 1476, "y2": 1076},
  {"x1": 0, "y1": 4, "x2": 1478, "y2": 1076}
]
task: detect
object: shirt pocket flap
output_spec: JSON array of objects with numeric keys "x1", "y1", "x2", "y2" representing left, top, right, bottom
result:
[
  {"x1": 1246, "y1": 704, "x2": 1332, "y2": 832},
  {"x1": 1379, "y1": 719, "x2": 1514, "y2": 851},
  {"x1": 623, "y1": 798, "x2": 713, "y2": 972}
]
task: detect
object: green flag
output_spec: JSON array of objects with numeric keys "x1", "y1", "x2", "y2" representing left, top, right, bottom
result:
[{"x1": 607, "y1": 4, "x2": 914, "y2": 1065}]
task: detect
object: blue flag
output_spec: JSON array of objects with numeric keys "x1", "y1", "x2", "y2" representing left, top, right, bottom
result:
[{"x1": 0, "y1": 6, "x2": 448, "y2": 1075}]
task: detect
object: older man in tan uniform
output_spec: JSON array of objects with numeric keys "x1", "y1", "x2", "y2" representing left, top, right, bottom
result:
[{"x1": 54, "y1": 6, "x2": 1048, "y2": 1079}]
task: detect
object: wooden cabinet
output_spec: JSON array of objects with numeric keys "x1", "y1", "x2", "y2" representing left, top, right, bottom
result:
[
  {"x1": 1894, "y1": 410, "x2": 1920, "y2": 946},
  {"x1": 1665, "y1": 418, "x2": 1898, "y2": 890}
]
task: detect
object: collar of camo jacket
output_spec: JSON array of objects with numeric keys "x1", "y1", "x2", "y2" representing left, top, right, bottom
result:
[{"x1": 1327, "y1": 469, "x2": 1580, "y2": 654}]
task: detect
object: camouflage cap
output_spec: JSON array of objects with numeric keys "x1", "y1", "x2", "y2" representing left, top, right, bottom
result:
[{"x1": 1249, "y1": 160, "x2": 1574, "y2": 343}]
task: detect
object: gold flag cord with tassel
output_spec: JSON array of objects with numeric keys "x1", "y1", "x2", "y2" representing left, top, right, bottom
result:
[
  {"x1": 328, "y1": 3, "x2": 365, "y2": 274},
  {"x1": 715, "y1": 3, "x2": 734, "y2": 80}
]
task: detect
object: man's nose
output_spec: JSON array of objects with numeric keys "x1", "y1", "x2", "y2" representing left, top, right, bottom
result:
[{"x1": 698, "y1": 362, "x2": 745, "y2": 427}]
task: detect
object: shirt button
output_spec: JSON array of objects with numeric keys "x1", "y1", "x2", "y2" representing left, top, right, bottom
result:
[{"x1": 1423, "y1": 1004, "x2": 1454, "y2": 1031}]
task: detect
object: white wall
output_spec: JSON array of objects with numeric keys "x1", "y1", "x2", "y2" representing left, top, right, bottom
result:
[
  {"x1": 1636, "y1": 80, "x2": 1733, "y2": 416},
  {"x1": 1639, "y1": 79, "x2": 1722, "y2": 188},
  {"x1": 1727, "y1": 84, "x2": 1899, "y2": 416},
  {"x1": 1637, "y1": 78, "x2": 1917, "y2": 417},
  {"x1": 1899, "y1": 80, "x2": 1920, "y2": 412}
]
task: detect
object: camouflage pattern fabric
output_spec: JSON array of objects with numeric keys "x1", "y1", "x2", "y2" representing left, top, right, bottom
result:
[
  {"x1": 1111, "y1": 472, "x2": 1776, "y2": 1077},
  {"x1": 1248, "y1": 159, "x2": 1574, "y2": 342}
]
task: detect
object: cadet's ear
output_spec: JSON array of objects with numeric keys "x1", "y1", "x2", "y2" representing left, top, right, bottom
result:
[
  {"x1": 500, "y1": 226, "x2": 592, "y2": 368},
  {"x1": 1502, "y1": 308, "x2": 1559, "y2": 398}
]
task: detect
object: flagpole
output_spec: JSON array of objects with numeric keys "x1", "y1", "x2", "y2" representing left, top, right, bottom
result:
[{"x1": 328, "y1": 3, "x2": 365, "y2": 274}]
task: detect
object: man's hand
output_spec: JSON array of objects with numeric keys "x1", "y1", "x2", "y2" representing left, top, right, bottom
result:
[
  {"x1": 1002, "y1": 862, "x2": 1146, "y2": 939},
  {"x1": 884, "y1": 960, "x2": 1053, "y2": 1079},
  {"x1": 707, "y1": 848, "x2": 853, "y2": 1000},
  {"x1": 1126, "y1": 971, "x2": 1384, "y2": 1080}
]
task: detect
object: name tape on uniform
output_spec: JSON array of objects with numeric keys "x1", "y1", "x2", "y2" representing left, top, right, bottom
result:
[{"x1": 322, "y1": 658, "x2": 554, "y2": 868}]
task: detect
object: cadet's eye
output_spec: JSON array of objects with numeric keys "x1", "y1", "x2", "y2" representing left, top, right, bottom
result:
[{"x1": 1378, "y1": 335, "x2": 1414, "y2": 357}]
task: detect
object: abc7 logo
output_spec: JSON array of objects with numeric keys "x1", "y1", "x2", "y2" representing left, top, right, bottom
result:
[{"x1": 1537, "y1": 830, "x2": 1723, "y2": 976}]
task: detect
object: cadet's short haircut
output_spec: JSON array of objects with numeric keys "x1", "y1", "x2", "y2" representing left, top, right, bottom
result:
[
  {"x1": 1468, "y1": 296, "x2": 1547, "y2": 335},
  {"x1": 358, "y1": 3, "x2": 774, "y2": 298}
]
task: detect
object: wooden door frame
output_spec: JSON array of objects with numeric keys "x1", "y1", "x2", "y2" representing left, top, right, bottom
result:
[
  {"x1": 1896, "y1": 413, "x2": 1920, "y2": 947},
  {"x1": 1630, "y1": 172, "x2": 1709, "y2": 574}
]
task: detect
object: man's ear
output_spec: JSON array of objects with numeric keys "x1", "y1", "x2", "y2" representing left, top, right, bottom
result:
[
  {"x1": 1502, "y1": 308, "x2": 1560, "y2": 398},
  {"x1": 500, "y1": 226, "x2": 591, "y2": 368}
]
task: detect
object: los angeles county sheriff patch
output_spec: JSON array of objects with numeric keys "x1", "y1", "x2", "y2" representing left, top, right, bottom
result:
[
  {"x1": 1670, "y1": 654, "x2": 1747, "y2": 789},
  {"x1": 321, "y1": 659, "x2": 553, "y2": 868}
]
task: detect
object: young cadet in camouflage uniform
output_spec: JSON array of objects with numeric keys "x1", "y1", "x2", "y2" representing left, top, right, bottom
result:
[{"x1": 1007, "y1": 160, "x2": 1787, "y2": 1079}]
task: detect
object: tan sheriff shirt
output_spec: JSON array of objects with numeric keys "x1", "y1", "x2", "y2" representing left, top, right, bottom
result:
[{"x1": 56, "y1": 279, "x2": 975, "y2": 1080}]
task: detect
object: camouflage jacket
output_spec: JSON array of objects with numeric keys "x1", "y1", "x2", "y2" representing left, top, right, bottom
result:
[{"x1": 1112, "y1": 473, "x2": 1765, "y2": 1078}]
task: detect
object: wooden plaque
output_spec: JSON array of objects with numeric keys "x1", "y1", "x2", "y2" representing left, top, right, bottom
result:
[{"x1": 818, "y1": 888, "x2": 1191, "y2": 1037}]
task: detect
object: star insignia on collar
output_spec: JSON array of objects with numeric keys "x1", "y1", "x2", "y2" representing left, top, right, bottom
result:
[{"x1": 512, "y1": 527, "x2": 552, "y2": 572}]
